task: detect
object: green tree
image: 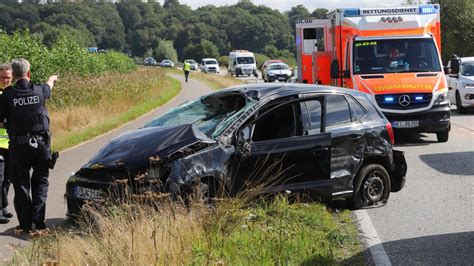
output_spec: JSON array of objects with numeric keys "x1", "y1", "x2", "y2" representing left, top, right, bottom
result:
[
  {"x1": 154, "y1": 39, "x2": 178, "y2": 62},
  {"x1": 439, "y1": 0, "x2": 474, "y2": 62},
  {"x1": 183, "y1": 39, "x2": 219, "y2": 62}
]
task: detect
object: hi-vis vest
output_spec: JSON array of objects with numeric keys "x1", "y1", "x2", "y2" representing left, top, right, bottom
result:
[
  {"x1": 184, "y1": 62, "x2": 191, "y2": 71},
  {"x1": 0, "y1": 91, "x2": 8, "y2": 149}
]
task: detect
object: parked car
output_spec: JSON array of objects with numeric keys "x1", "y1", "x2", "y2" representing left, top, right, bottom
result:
[
  {"x1": 144, "y1": 57, "x2": 157, "y2": 66},
  {"x1": 65, "y1": 84, "x2": 407, "y2": 216},
  {"x1": 160, "y1": 59, "x2": 174, "y2": 68},
  {"x1": 184, "y1": 59, "x2": 198, "y2": 71},
  {"x1": 447, "y1": 56, "x2": 474, "y2": 113},
  {"x1": 262, "y1": 62, "x2": 292, "y2": 82},
  {"x1": 201, "y1": 58, "x2": 220, "y2": 73}
]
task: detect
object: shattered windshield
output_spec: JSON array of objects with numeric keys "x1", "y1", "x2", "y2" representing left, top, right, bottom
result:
[
  {"x1": 353, "y1": 38, "x2": 441, "y2": 74},
  {"x1": 144, "y1": 92, "x2": 254, "y2": 137}
]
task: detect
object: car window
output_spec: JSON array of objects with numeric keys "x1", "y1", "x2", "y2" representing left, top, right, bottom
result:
[
  {"x1": 252, "y1": 103, "x2": 296, "y2": 142},
  {"x1": 346, "y1": 96, "x2": 367, "y2": 121},
  {"x1": 325, "y1": 94, "x2": 351, "y2": 129},
  {"x1": 300, "y1": 99, "x2": 322, "y2": 133}
]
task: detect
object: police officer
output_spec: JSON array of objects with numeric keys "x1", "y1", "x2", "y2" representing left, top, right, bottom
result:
[
  {"x1": 0, "y1": 63, "x2": 13, "y2": 224},
  {"x1": 183, "y1": 61, "x2": 191, "y2": 83},
  {"x1": 0, "y1": 58, "x2": 59, "y2": 233}
]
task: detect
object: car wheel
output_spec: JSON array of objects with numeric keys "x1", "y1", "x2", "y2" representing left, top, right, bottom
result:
[
  {"x1": 436, "y1": 128, "x2": 449, "y2": 142},
  {"x1": 350, "y1": 164, "x2": 390, "y2": 209},
  {"x1": 456, "y1": 91, "x2": 466, "y2": 114}
]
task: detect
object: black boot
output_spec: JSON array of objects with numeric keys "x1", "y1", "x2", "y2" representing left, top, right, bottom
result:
[
  {"x1": 2, "y1": 208, "x2": 13, "y2": 218},
  {"x1": 0, "y1": 215, "x2": 9, "y2": 224}
]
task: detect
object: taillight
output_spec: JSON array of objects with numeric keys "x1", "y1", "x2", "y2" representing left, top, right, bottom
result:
[{"x1": 386, "y1": 122, "x2": 395, "y2": 145}]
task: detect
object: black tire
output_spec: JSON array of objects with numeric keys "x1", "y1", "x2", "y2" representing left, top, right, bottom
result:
[
  {"x1": 456, "y1": 91, "x2": 466, "y2": 114},
  {"x1": 350, "y1": 164, "x2": 390, "y2": 209},
  {"x1": 436, "y1": 128, "x2": 449, "y2": 142}
]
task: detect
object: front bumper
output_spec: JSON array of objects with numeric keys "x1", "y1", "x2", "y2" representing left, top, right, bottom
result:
[
  {"x1": 384, "y1": 104, "x2": 450, "y2": 133},
  {"x1": 459, "y1": 90, "x2": 474, "y2": 108}
]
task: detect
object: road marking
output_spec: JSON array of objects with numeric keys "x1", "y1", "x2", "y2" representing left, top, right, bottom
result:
[{"x1": 354, "y1": 210, "x2": 392, "y2": 266}]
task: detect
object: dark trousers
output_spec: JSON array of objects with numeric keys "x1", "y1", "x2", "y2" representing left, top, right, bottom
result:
[
  {"x1": 184, "y1": 70, "x2": 190, "y2": 82},
  {"x1": 10, "y1": 139, "x2": 50, "y2": 231},
  {"x1": 0, "y1": 149, "x2": 10, "y2": 211}
]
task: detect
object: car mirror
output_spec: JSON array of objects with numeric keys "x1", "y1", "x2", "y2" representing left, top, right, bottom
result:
[
  {"x1": 451, "y1": 59, "x2": 460, "y2": 74},
  {"x1": 443, "y1": 66, "x2": 450, "y2": 75},
  {"x1": 330, "y1": 59, "x2": 339, "y2": 79}
]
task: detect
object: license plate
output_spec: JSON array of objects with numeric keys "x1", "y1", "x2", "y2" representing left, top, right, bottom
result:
[
  {"x1": 393, "y1": 121, "x2": 419, "y2": 128},
  {"x1": 73, "y1": 186, "x2": 103, "y2": 200}
]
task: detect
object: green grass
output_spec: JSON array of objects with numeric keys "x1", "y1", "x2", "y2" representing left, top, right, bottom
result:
[
  {"x1": 193, "y1": 197, "x2": 364, "y2": 265},
  {"x1": 52, "y1": 76, "x2": 180, "y2": 151}
]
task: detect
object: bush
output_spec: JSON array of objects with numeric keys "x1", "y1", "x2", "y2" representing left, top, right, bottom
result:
[
  {"x1": 218, "y1": 55, "x2": 229, "y2": 68},
  {"x1": 0, "y1": 31, "x2": 136, "y2": 83}
]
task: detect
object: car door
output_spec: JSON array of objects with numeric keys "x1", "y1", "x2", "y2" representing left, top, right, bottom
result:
[
  {"x1": 323, "y1": 94, "x2": 367, "y2": 196},
  {"x1": 231, "y1": 98, "x2": 331, "y2": 196}
]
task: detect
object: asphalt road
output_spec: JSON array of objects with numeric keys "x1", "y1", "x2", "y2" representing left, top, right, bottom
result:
[
  {"x1": 0, "y1": 74, "x2": 212, "y2": 261},
  {"x1": 364, "y1": 108, "x2": 474, "y2": 265}
]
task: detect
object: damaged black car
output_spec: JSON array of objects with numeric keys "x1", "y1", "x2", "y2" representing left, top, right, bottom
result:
[{"x1": 65, "y1": 84, "x2": 407, "y2": 216}]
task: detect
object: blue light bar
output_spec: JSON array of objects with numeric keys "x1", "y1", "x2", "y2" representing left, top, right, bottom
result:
[
  {"x1": 384, "y1": 96, "x2": 394, "y2": 102},
  {"x1": 415, "y1": 96, "x2": 423, "y2": 101},
  {"x1": 344, "y1": 9, "x2": 360, "y2": 17},
  {"x1": 419, "y1": 5, "x2": 436, "y2": 14}
]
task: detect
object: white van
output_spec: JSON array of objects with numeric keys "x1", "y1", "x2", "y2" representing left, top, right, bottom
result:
[
  {"x1": 201, "y1": 58, "x2": 220, "y2": 74},
  {"x1": 228, "y1": 50, "x2": 258, "y2": 77}
]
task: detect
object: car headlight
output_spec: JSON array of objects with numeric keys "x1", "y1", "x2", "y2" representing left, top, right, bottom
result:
[
  {"x1": 268, "y1": 72, "x2": 275, "y2": 76},
  {"x1": 462, "y1": 82, "x2": 474, "y2": 88},
  {"x1": 434, "y1": 89, "x2": 449, "y2": 105}
]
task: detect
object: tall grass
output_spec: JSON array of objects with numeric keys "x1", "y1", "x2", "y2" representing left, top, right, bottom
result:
[
  {"x1": 49, "y1": 67, "x2": 180, "y2": 151},
  {"x1": 7, "y1": 195, "x2": 362, "y2": 265}
]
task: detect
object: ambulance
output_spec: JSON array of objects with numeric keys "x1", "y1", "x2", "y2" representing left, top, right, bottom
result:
[{"x1": 296, "y1": 4, "x2": 450, "y2": 142}]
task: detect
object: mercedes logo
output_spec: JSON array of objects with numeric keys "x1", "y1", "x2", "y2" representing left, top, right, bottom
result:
[{"x1": 399, "y1": 95, "x2": 411, "y2": 107}]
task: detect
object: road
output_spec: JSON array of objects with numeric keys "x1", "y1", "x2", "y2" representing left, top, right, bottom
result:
[
  {"x1": 363, "y1": 109, "x2": 474, "y2": 265},
  {"x1": 0, "y1": 74, "x2": 212, "y2": 261}
]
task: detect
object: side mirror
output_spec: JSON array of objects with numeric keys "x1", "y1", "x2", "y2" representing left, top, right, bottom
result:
[
  {"x1": 330, "y1": 59, "x2": 339, "y2": 79},
  {"x1": 443, "y1": 66, "x2": 450, "y2": 75},
  {"x1": 330, "y1": 60, "x2": 350, "y2": 79},
  {"x1": 451, "y1": 59, "x2": 460, "y2": 74},
  {"x1": 342, "y1": 70, "x2": 350, "y2": 78}
]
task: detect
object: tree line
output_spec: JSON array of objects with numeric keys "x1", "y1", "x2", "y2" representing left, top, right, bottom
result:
[
  {"x1": 0, "y1": 0, "x2": 328, "y2": 63},
  {"x1": 0, "y1": 0, "x2": 472, "y2": 64}
]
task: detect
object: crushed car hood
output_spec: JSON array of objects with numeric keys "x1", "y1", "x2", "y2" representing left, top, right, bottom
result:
[{"x1": 85, "y1": 124, "x2": 215, "y2": 170}]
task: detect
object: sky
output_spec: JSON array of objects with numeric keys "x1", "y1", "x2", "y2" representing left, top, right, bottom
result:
[{"x1": 176, "y1": 0, "x2": 428, "y2": 12}]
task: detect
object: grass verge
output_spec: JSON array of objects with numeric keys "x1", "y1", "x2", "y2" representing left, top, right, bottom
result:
[
  {"x1": 7, "y1": 196, "x2": 363, "y2": 265},
  {"x1": 165, "y1": 68, "x2": 244, "y2": 90},
  {"x1": 49, "y1": 67, "x2": 180, "y2": 151}
]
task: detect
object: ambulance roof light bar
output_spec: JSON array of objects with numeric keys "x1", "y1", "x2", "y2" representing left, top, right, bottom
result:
[{"x1": 342, "y1": 4, "x2": 437, "y2": 17}]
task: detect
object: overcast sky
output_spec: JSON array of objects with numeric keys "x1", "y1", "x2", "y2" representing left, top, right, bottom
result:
[{"x1": 176, "y1": 0, "x2": 428, "y2": 12}]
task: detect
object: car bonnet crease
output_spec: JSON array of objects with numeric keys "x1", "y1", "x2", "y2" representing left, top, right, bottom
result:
[{"x1": 86, "y1": 124, "x2": 215, "y2": 170}]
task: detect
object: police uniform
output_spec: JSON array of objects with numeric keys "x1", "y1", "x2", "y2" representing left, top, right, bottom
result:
[{"x1": 0, "y1": 79, "x2": 51, "y2": 232}]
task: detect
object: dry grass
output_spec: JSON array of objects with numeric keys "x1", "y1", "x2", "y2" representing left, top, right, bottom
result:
[{"x1": 47, "y1": 67, "x2": 180, "y2": 150}]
